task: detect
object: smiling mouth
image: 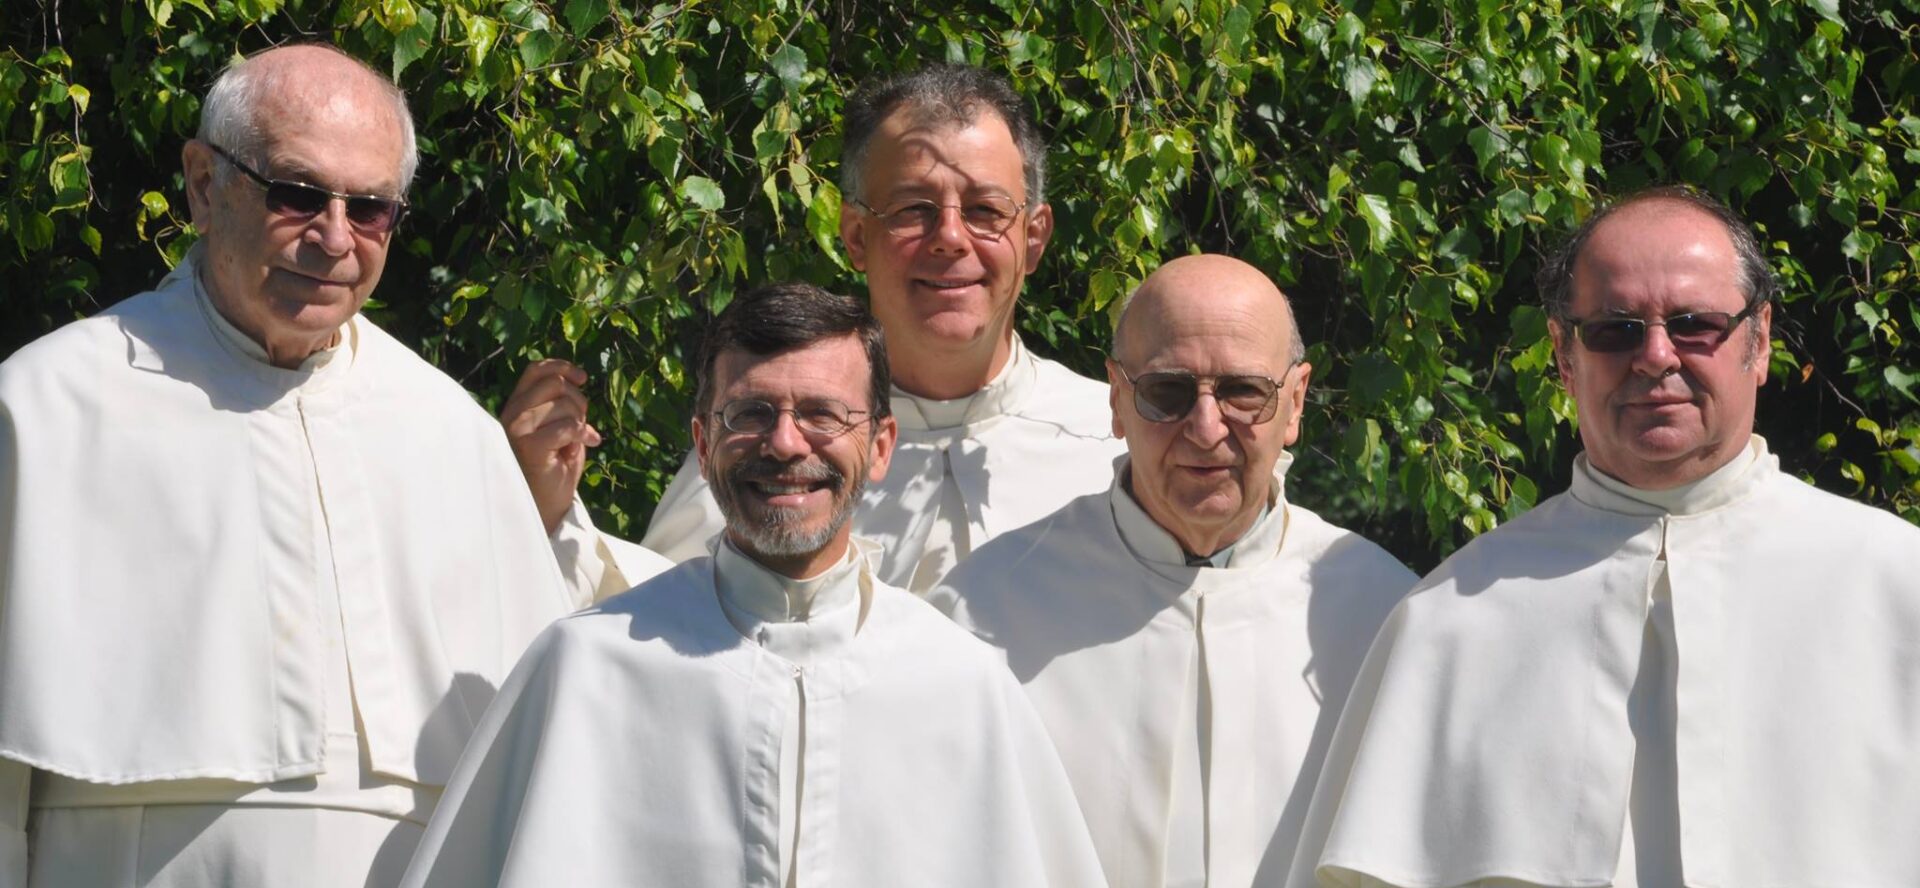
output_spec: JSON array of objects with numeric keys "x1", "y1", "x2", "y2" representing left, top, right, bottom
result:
[{"x1": 916, "y1": 277, "x2": 982, "y2": 292}]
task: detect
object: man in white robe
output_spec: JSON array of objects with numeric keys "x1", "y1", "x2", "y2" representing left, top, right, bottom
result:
[
  {"x1": 402, "y1": 282, "x2": 1106, "y2": 887},
  {"x1": 0, "y1": 45, "x2": 582, "y2": 887},
  {"x1": 1295, "y1": 187, "x2": 1920, "y2": 888},
  {"x1": 931, "y1": 255, "x2": 1417, "y2": 887},
  {"x1": 505, "y1": 64, "x2": 1122, "y2": 595}
]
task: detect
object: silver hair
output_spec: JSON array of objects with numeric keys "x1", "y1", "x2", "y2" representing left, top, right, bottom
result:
[
  {"x1": 839, "y1": 64, "x2": 1046, "y2": 206},
  {"x1": 198, "y1": 44, "x2": 419, "y2": 191}
]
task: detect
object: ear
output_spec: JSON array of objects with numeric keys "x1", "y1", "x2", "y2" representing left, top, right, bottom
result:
[
  {"x1": 691, "y1": 413, "x2": 713, "y2": 481},
  {"x1": 1281, "y1": 362, "x2": 1311, "y2": 447},
  {"x1": 1749, "y1": 301, "x2": 1773, "y2": 384},
  {"x1": 1549, "y1": 318, "x2": 1575, "y2": 386},
  {"x1": 1022, "y1": 201, "x2": 1054, "y2": 274},
  {"x1": 1106, "y1": 359, "x2": 1128, "y2": 440},
  {"x1": 839, "y1": 202, "x2": 868, "y2": 272},
  {"x1": 865, "y1": 414, "x2": 899, "y2": 483},
  {"x1": 182, "y1": 139, "x2": 220, "y2": 235}
]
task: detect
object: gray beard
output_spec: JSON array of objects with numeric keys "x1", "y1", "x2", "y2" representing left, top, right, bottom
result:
[{"x1": 713, "y1": 455, "x2": 865, "y2": 560}]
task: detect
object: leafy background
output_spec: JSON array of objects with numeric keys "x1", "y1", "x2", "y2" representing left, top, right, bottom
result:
[{"x1": 5, "y1": 0, "x2": 1917, "y2": 571}]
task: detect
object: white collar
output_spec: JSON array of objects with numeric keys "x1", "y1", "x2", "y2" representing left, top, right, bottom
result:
[
  {"x1": 713, "y1": 537, "x2": 867, "y2": 666},
  {"x1": 889, "y1": 335, "x2": 1037, "y2": 431},
  {"x1": 1109, "y1": 450, "x2": 1296, "y2": 572},
  {"x1": 1571, "y1": 435, "x2": 1771, "y2": 517},
  {"x1": 187, "y1": 245, "x2": 354, "y2": 378}
]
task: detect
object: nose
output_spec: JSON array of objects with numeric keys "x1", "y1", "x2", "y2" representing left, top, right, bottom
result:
[
  {"x1": 926, "y1": 205, "x2": 971, "y2": 255},
  {"x1": 1629, "y1": 322, "x2": 1682, "y2": 377},
  {"x1": 1181, "y1": 388, "x2": 1232, "y2": 448},
  {"x1": 304, "y1": 199, "x2": 358, "y2": 257},
  {"x1": 761, "y1": 410, "x2": 812, "y2": 461}
]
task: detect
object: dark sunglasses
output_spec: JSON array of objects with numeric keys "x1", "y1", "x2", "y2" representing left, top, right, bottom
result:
[
  {"x1": 1115, "y1": 365, "x2": 1292, "y2": 425},
  {"x1": 208, "y1": 143, "x2": 408, "y2": 234},
  {"x1": 1568, "y1": 302, "x2": 1762, "y2": 353}
]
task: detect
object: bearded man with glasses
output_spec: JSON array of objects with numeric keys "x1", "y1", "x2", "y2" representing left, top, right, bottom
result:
[
  {"x1": 930, "y1": 254, "x2": 1416, "y2": 887},
  {"x1": 0, "y1": 44, "x2": 583, "y2": 886},
  {"x1": 509, "y1": 63, "x2": 1124, "y2": 601},
  {"x1": 403, "y1": 283, "x2": 1105, "y2": 888},
  {"x1": 1293, "y1": 186, "x2": 1920, "y2": 888}
]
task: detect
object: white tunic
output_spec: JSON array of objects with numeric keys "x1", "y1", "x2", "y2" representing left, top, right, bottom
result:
[
  {"x1": 0, "y1": 257, "x2": 574, "y2": 887},
  {"x1": 401, "y1": 541, "x2": 1109, "y2": 888},
  {"x1": 1299, "y1": 436, "x2": 1920, "y2": 888},
  {"x1": 631, "y1": 336, "x2": 1124, "y2": 592},
  {"x1": 933, "y1": 455, "x2": 1416, "y2": 888}
]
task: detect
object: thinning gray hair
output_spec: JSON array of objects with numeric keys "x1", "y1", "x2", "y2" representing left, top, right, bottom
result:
[
  {"x1": 1538, "y1": 184, "x2": 1777, "y2": 359},
  {"x1": 198, "y1": 44, "x2": 419, "y2": 191},
  {"x1": 839, "y1": 64, "x2": 1046, "y2": 206}
]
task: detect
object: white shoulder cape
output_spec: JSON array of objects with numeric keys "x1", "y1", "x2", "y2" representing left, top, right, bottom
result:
[
  {"x1": 1299, "y1": 452, "x2": 1920, "y2": 888},
  {"x1": 935, "y1": 471, "x2": 1415, "y2": 886},
  {"x1": 0, "y1": 261, "x2": 572, "y2": 787},
  {"x1": 402, "y1": 557, "x2": 1108, "y2": 887}
]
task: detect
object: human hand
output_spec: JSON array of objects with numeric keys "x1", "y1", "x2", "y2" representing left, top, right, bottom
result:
[{"x1": 501, "y1": 359, "x2": 603, "y2": 534}]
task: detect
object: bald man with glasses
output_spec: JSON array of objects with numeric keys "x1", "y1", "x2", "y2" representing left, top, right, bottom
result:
[{"x1": 931, "y1": 254, "x2": 1415, "y2": 888}]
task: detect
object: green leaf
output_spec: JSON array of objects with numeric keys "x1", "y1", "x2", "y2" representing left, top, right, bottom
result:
[
  {"x1": 561, "y1": 304, "x2": 590, "y2": 344},
  {"x1": 1809, "y1": 0, "x2": 1841, "y2": 23},
  {"x1": 1357, "y1": 192, "x2": 1394, "y2": 250},
  {"x1": 563, "y1": 0, "x2": 609, "y2": 35},
  {"x1": 1348, "y1": 352, "x2": 1409, "y2": 408},
  {"x1": 1886, "y1": 366, "x2": 1920, "y2": 403},
  {"x1": 65, "y1": 84, "x2": 90, "y2": 115},
  {"x1": 769, "y1": 44, "x2": 808, "y2": 91},
  {"x1": 679, "y1": 176, "x2": 725, "y2": 211}
]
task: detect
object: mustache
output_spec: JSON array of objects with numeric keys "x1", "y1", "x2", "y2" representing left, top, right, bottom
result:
[{"x1": 726, "y1": 456, "x2": 844, "y2": 487}]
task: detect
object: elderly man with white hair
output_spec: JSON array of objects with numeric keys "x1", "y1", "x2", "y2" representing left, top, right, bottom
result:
[
  {"x1": 932, "y1": 254, "x2": 1416, "y2": 887},
  {"x1": 0, "y1": 45, "x2": 581, "y2": 887}
]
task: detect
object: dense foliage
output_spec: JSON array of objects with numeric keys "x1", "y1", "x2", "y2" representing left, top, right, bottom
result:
[{"x1": 6, "y1": 0, "x2": 1917, "y2": 570}]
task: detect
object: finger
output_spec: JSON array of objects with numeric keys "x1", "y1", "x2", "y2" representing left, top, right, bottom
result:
[
  {"x1": 501, "y1": 372, "x2": 591, "y2": 427},
  {"x1": 517, "y1": 416, "x2": 596, "y2": 459}
]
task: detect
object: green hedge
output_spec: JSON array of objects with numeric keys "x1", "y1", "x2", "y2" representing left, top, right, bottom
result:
[{"x1": 6, "y1": 0, "x2": 1917, "y2": 571}]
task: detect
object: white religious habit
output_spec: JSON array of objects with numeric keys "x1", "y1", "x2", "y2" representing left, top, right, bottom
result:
[
  {"x1": 931, "y1": 453, "x2": 1416, "y2": 888},
  {"x1": 549, "y1": 497, "x2": 673, "y2": 600},
  {"x1": 401, "y1": 539, "x2": 1109, "y2": 888},
  {"x1": 0, "y1": 252, "x2": 579, "y2": 888},
  {"x1": 1297, "y1": 436, "x2": 1920, "y2": 888},
  {"x1": 622, "y1": 335, "x2": 1124, "y2": 593}
]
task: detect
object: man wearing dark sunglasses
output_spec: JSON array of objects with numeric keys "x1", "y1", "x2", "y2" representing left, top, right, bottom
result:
[
  {"x1": 1296, "y1": 187, "x2": 1920, "y2": 888},
  {"x1": 932, "y1": 254, "x2": 1416, "y2": 887},
  {"x1": 512, "y1": 64, "x2": 1124, "y2": 603},
  {"x1": 0, "y1": 44, "x2": 582, "y2": 887}
]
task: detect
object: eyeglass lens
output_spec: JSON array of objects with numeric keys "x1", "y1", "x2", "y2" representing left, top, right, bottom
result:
[
  {"x1": 263, "y1": 183, "x2": 403, "y2": 232},
  {"x1": 1132, "y1": 373, "x2": 1280, "y2": 424},
  {"x1": 1576, "y1": 312, "x2": 1739, "y2": 353},
  {"x1": 720, "y1": 399, "x2": 863, "y2": 436},
  {"x1": 875, "y1": 197, "x2": 1021, "y2": 238}
]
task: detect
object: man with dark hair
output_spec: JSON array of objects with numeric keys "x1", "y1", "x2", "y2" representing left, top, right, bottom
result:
[
  {"x1": 511, "y1": 63, "x2": 1123, "y2": 597},
  {"x1": 402, "y1": 283, "x2": 1105, "y2": 888},
  {"x1": 1291, "y1": 186, "x2": 1920, "y2": 888},
  {"x1": 0, "y1": 45, "x2": 578, "y2": 886}
]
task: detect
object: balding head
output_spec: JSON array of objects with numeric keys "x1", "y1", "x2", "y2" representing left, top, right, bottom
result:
[
  {"x1": 1106, "y1": 254, "x2": 1311, "y2": 558},
  {"x1": 199, "y1": 44, "x2": 418, "y2": 189},
  {"x1": 183, "y1": 43, "x2": 414, "y2": 369},
  {"x1": 1115, "y1": 254, "x2": 1305, "y2": 369}
]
